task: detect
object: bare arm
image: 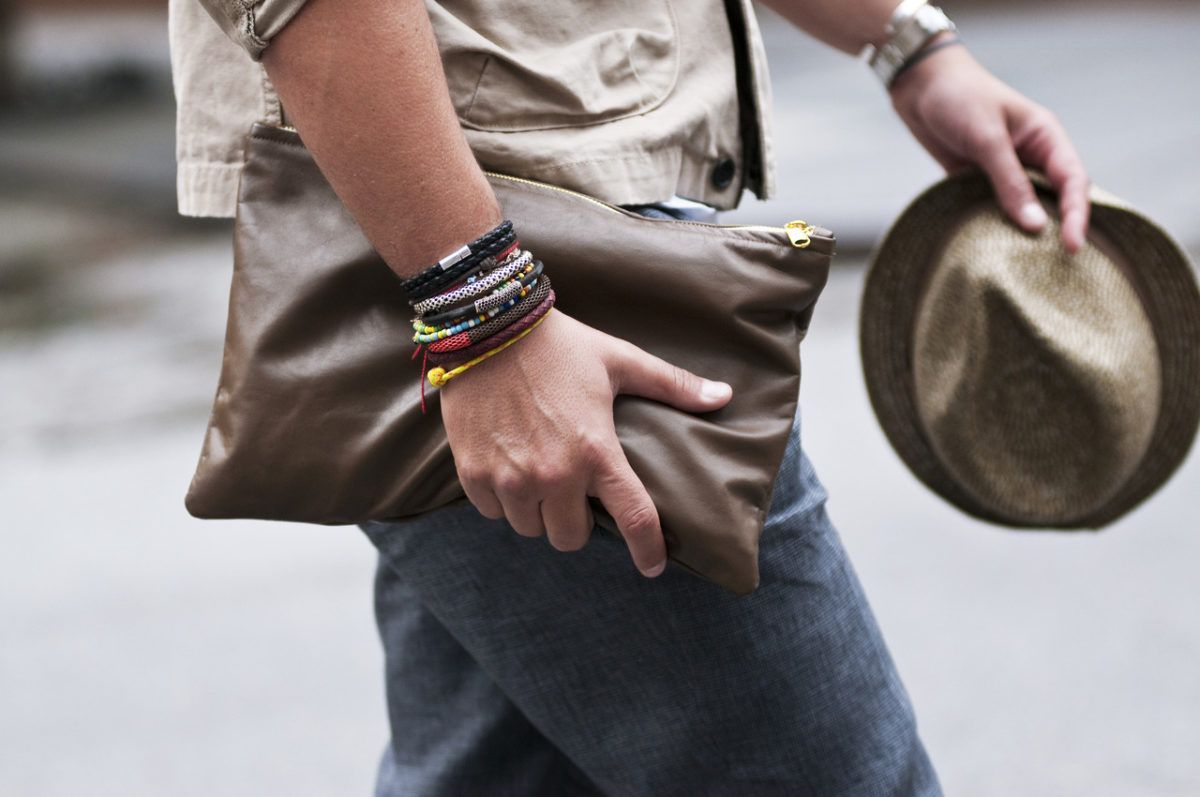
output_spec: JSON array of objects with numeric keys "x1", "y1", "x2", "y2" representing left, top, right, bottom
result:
[
  {"x1": 262, "y1": 0, "x2": 501, "y2": 276},
  {"x1": 759, "y1": 0, "x2": 897, "y2": 53},
  {"x1": 761, "y1": 0, "x2": 1091, "y2": 252}
]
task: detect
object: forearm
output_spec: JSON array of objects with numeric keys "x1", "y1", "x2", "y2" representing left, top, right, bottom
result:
[
  {"x1": 261, "y1": 0, "x2": 501, "y2": 279},
  {"x1": 758, "y1": 0, "x2": 899, "y2": 54}
]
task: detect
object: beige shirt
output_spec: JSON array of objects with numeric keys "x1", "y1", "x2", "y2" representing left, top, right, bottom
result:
[{"x1": 168, "y1": 0, "x2": 777, "y2": 218}]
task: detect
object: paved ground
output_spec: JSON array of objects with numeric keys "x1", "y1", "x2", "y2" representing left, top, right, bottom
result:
[{"x1": 2, "y1": 4, "x2": 1198, "y2": 796}]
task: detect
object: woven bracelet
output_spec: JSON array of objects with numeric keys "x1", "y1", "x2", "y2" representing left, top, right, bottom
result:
[
  {"x1": 402, "y1": 222, "x2": 516, "y2": 300},
  {"x1": 411, "y1": 284, "x2": 533, "y2": 344},
  {"x1": 463, "y1": 273, "x2": 551, "y2": 344},
  {"x1": 411, "y1": 249, "x2": 531, "y2": 316},
  {"x1": 426, "y1": 276, "x2": 552, "y2": 353},
  {"x1": 426, "y1": 287, "x2": 556, "y2": 368},
  {"x1": 416, "y1": 259, "x2": 543, "y2": 329}
]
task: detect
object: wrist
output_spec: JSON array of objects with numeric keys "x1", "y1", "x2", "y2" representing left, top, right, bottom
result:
[
  {"x1": 404, "y1": 218, "x2": 560, "y2": 403},
  {"x1": 886, "y1": 31, "x2": 964, "y2": 96},
  {"x1": 867, "y1": 0, "x2": 957, "y2": 89}
]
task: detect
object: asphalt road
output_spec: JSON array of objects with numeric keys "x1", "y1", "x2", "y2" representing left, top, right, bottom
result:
[{"x1": 2, "y1": 3, "x2": 1197, "y2": 795}]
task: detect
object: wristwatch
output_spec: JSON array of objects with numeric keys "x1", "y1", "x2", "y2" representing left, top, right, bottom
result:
[{"x1": 867, "y1": 0, "x2": 957, "y2": 87}]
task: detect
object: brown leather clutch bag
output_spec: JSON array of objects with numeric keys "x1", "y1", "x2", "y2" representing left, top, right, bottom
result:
[{"x1": 185, "y1": 123, "x2": 834, "y2": 595}]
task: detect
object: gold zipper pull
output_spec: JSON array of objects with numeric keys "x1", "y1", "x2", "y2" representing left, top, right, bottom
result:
[{"x1": 784, "y1": 220, "x2": 814, "y2": 249}]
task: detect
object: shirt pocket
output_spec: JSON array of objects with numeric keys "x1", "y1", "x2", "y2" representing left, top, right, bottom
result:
[{"x1": 429, "y1": 0, "x2": 680, "y2": 132}]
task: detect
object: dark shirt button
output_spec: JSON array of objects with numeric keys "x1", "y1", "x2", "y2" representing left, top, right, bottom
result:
[{"x1": 711, "y1": 157, "x2": 736, "y2": 189}]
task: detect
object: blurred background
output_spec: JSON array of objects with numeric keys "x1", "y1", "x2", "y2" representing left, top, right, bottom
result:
[{"x1": 1, "y1": 1, "x2": 1196, "y2": 794}]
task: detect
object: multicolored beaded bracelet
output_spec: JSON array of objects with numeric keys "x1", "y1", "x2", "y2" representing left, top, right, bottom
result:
[
  {"x1": 426, "y1": 287, "x2": 557, "y2": 368},
  {"x1": 426, "y1": 276, "x2": 552, "y2": 352},
  {"x1": 404, "y1": 221, "x2": 560, "y2": 410},
  {"x1": 411, "y1": 280, "x2": 539, "y2": 343},
  {"x1": 412, "y1": 257, "x2": 536, "y2": 328},
  {"x1": 416, "y1": 260, "x2": 543, "y2": 330}
]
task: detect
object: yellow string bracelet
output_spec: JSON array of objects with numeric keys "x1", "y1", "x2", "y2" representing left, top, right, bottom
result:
[{"x1": 427, "y1": 310, "x2": 552, "y2": 388}]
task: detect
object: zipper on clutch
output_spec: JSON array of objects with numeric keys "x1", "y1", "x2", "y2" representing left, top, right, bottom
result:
[
  {"x1": 484, "y1": 171, "x2": 830, "y2": 249},
  {"x1": 267, "y1": 125, "x2": 827, "y2": 249},
  {"x1": 784, "y1": 220, "x2": 815, "y2": 249}
]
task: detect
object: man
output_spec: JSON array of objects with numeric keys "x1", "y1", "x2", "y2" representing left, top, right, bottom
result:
[{"x1": 170, "y1": 0, "x2": 1089, "y2": 792}]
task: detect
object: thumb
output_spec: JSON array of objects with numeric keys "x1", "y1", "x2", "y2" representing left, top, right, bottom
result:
[{"x1": 609, "y1": 341, "x2": 732, "y2": 412}]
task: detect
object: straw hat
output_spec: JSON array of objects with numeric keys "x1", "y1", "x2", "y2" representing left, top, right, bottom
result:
[{"x1": 860, "y1": 170, "x2": 1200, "y2": 528}]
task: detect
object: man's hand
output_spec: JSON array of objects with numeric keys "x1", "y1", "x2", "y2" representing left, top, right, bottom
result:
[
  {"x1": 440, "y1": 309, "x2": 733, "y2": 578},
  {"x1": 889, "y1": 40, "x2": 1091, "y2": 253}
]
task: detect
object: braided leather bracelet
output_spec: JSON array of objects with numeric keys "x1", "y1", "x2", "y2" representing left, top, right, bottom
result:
[
  {"x1": 403, "y1": 222, "x2": 516, "y2": 300},
  {"x1": 409, "y1": 235, "x2": 517, "y2": 302}
]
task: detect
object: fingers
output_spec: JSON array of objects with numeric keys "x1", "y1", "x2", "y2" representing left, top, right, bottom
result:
[
  {"x1": 1029, "y1": 120, "x2": 1090, "y2": 254},
  {"x1": 1049, "y1": 157, "x2": 1090, "y2": 255},
  {"x1": 590, "y1": 444, "x2": 667, "y2": 578},
  {"x1": 464, "y1": 460, "x2": 595, "y2": 549},
  {"x1": 459, "y1": 469, "x2": 505, "y2": 520},
  {"x1": 467, "y1": 436, "x2": 666, "y2": 579},
  {"x1": 1009, "y1": 105, "x2": 1091, "y2": 253},
  {"x1": 493, "y1": 474, "x2": 546, "y2": 538},
  {"x1": 609, "y1": 342, "x2": 732, "y2": 412},
  {"x1": 540, "y1": 493, "x2": 594, "y2": 552},
  {"x1": 973, "y1": 125, "x2": 1049, "y2": 235}
]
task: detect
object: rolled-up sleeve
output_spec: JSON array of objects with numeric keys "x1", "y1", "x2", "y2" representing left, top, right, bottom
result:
[{"x1": 197, "y1": 0, "x2": 312, "y2": 60}]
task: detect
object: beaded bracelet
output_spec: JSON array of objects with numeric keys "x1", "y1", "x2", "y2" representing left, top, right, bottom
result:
[
  {"x1": 427, "y1": 308, "x2": 554, "y2": 388},
  {"x1": 411, "y1": 248, "x2": 531, "y2": 316},
  {"x1": 462, "y1": 274, "x2": 552, "y2": 344},
  {"x1": 426, "y1": 287, "x2": 556, "y2": 368},
  {"x1": 411, "y1": 270, "x2": 542, "y2": 337},
  {"x1": 411, "y1": 278, "x2": 541, "y2": 344},
  {"x1": 401, "y1": 220, "x2": 514, "y2": 299},
  {"x1": 426, "y1": 276, "x2": 552, "y2": 352},
  {"x1": 473, "y1": 260, "x2": 543, "y2": 313},
  {"x1": 404, "y1": 221, "x2": 561, "y2": 408},
  {"x1": 416, "y1": 259, "x2": 543, "y2": 329}
]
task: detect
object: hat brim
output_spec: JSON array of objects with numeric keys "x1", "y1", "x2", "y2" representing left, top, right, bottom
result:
[{"x1": 859, "y1": 170, "x2": 1200, "y2": 528}]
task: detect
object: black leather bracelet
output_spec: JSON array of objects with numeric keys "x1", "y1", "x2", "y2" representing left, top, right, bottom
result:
[
  {"x1": 888, "y1": 35, "x2": 963, "y2": 90},
  {"x1": 401, "y1": 220, "x2": 516, "y2": 300},
  {"x1": 409, "y1": 229, "x2": 517, "y2": 302}
]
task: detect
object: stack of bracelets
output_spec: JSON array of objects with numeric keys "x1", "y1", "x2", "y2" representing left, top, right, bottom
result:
[{"x1": 403, "y1": 219, "x2": 556, "y2": 409}]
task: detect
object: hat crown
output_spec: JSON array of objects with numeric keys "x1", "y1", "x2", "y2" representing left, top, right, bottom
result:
[{"x1": 911, "y1": 204, "x2": 1162, "y2": 525}]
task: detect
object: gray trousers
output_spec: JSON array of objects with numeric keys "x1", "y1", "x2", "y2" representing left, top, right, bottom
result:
[{"x1": 360, "y1": 411, "x2": 940, "y2": 796}]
